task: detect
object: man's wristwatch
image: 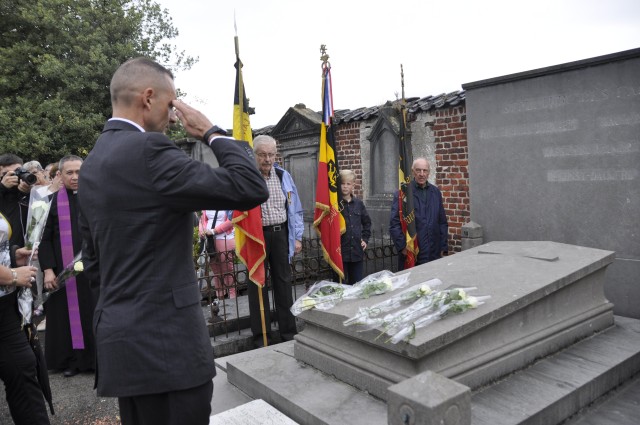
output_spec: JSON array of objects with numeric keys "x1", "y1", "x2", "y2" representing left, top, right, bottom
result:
[{"x1": 202, "y1": 125, "x2": 228, "y2": 143}]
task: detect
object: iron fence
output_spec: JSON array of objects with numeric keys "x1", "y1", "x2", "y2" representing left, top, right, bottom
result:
[{"x1": 197, "y1": 224, "x2": 398, "y2": 339}]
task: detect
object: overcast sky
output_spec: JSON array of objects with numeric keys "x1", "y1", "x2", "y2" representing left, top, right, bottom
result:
[{"x1": 156, "y1": 0, "x2": 640, "y2": 130}]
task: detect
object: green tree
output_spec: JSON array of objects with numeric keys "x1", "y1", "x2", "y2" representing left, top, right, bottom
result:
[{"x1": 0, "y1": 0, "x2": 194, "y2": 164}]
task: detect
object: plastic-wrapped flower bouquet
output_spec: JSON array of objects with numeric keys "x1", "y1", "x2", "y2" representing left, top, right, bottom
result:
[
  {"x1": 24, "y1": 187, "x2": 52, "y2": 250},
  {"x1": 343, "y1": 278, "x2": 444, "y2": 326},
  {"x1": 343, "y1": 281, "x2": 490, "y2": 344},
  {"x1": 37, "y1": 251, "x2": 84, "y2": 306},
  {"x1": 291, "y1": 270, "x2": 411, "y2": 316}
]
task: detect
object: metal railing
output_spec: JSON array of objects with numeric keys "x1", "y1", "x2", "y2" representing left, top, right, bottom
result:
[{"x1": 196, "y1": 224, "x2": 398, "y2": 339}]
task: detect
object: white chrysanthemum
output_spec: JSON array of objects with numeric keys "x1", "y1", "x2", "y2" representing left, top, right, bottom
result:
[
  {"x1": 73, "y1": 261, "x2": 84, "y2": 273},
  {"x1": 382, "y1": 277, "x2": 393, "y2": 291},
  {"x1": 302, "y1": 297, "x2": 316, "y2": 309},
  {"x1": 419, "y1": 285, "x2": 432, "y2": 295},
  {"x1": 467, "y1": 296, "x2": 478, "y2": 308},
  {"x1": 458, "y1": 288, "x2": 467, "y2": 300},
  {"x1": 31, "y1": 200, "x2": 47, "y2": 209}
]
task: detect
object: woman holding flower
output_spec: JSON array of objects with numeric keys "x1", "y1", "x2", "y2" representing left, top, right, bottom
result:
[{"x1": 0, "y1": 213, "x2": 51, "y2": 424}]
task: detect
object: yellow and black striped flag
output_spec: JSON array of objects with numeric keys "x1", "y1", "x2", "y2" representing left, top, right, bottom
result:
[{"x1": 231, "y1": 36, "x2": 266, "y2": 286}]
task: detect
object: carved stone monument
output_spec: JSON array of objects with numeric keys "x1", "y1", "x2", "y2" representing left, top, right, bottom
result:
[{"x1": 222, "y1": 241, "x2": 640, "y2": 425}]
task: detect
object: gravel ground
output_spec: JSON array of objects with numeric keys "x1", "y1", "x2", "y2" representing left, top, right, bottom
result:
[
  {"x1": 0, "y1": 295, "x2": 267, "y2": 424},
  {"x1": 0, "y1": 299, "x2": 247, "y2": 424},
  {"x1": 0, "y1": 318, "x2": 120, "y2": 425}
]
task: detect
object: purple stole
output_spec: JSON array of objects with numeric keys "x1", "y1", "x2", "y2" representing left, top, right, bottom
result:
[{"x1": 57, "y1": 188, "x2": 84, "y2": 349}]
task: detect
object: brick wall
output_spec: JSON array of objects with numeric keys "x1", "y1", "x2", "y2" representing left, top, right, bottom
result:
[
  {"x1": 330, "y1": 103, "x2": 470, "y2": 254},
  {"x1": 334, "y1": 122, "x2": 364, "y2": 198},
  {"x1": 431, "y1": 106, "x2": 469, "y2": 253}
]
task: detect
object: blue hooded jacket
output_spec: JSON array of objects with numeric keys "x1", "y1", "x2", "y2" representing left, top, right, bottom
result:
[{"x1": 273, "y1": 164, "x2": 304, "y2": 263}]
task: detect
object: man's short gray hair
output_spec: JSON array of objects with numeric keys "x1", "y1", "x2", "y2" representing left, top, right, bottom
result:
[{"x1": 253, "y1": 135, "x2": 277, "y2": 152}]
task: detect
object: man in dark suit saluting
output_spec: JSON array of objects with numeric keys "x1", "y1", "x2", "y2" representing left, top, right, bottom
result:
[{"x1": 77, "y1": 57, "x2": 268, "y2": 425}]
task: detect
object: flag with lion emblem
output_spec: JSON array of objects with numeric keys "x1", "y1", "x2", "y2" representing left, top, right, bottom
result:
[{"x1": 313, "y1": 61, "x2": 345, "y2": 279}]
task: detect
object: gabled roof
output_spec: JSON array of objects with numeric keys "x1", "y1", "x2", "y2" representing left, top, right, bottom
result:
[
  {"x1": 252, "y1": 90, "x2": 465, "y2": 134},
  {"x1": 336, "y1": 90, "x2": 466, "y2": 123}
]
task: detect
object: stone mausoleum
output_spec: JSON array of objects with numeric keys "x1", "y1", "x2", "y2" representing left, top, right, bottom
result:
[{"x1": 251, "y1": 47, "x2": 639, "y2": 321}]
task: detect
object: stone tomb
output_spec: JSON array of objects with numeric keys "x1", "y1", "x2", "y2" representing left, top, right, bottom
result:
[
  {"x1": 225, "y1": 241, "x2": 640, "y2": 424},
  {"x1": 295, "y1": 241, "x2": 614, "y2": 397}
]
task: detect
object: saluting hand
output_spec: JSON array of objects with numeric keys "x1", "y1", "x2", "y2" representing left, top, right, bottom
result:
[{"x1": 172, "y1": 99, "x2": 213, "y2": 141}]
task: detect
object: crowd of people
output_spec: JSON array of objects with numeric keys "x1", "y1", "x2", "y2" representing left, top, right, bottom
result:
[{"x1": 0, "y1": 56, "x2": 449, "y2": 424}]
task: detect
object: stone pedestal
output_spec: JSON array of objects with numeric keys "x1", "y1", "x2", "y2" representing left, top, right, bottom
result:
[
  {"x1": 387, "y1": 371, "x2": 471, "y2": 425},
  {"x1": 461, "y1": 221, "x2": 483, "y2": 251},
  {"x1": 223, "y1": 241, "x2": 640, "y2": 425},
  {"x1": 294, "y1": 241, "x2": 615, "y2": 399}
]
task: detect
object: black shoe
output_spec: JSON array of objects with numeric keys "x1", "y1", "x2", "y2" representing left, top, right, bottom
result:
[{"x1": 63, "y1": 368, "x2": 79, "y2": 378}]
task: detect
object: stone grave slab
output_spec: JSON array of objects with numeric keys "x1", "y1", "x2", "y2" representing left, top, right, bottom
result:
[
  {"x1": 293, "y1": 241, "x2": 615, "y2": 400},
  {"x1": 209, "y1": 399, "x2": 299, "y2": 424}
]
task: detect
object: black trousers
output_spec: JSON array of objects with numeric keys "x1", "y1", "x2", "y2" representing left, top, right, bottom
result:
[
  {"x1": 342, "y1": 261, "x2": 364, "y2": 285},
  {"x1": 0, "y1": 292, "x2": 50, "y2": 425},
  {"x1": 118, "y1": 380, "x2": 213, "y2": 425},
  {"x1": 248, "y1": 225, "x2": 297, "y2": 346}
]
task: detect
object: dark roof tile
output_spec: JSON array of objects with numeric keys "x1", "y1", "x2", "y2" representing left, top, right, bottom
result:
[{"x1": 252, "y1": 90, "x2": 465, "y2": 133}]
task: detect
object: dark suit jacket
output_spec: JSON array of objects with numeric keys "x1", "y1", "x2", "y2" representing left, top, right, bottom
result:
[{"x1": 77, "y1": 120, "x2": 268, "y2": 397}]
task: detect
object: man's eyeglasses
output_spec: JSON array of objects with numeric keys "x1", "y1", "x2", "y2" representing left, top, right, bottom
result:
[{"x1": 256, "y1": 153, "x2": 276, "y2": 159}]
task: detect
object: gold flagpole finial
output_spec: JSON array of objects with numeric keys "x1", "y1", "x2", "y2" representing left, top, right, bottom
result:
[
  {"x1": 400, "y1": 64, "x2": 405, "y2": 102},
  {"x1": 320, "y1": 45, "x2": 330, "y2": 68}
]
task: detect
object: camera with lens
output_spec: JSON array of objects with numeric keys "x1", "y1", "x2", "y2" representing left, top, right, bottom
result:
[{"x1": 14, "y1": 167, "x2": 38, "y2": 185}]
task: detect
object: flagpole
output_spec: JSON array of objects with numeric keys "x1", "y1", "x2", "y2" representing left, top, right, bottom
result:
[
  {"x1": 314, "y1": 44, "x2": 345, "y2": 282},
  {"x1": 233, "y1": 28, "x2": 268, "y2": 347},
  {"x1": 323, "y1": 46, "x2": 339, "y2": 286},
  {"x1": 234, "y1": 36, "x2": 246, "y2": 144},
  {"x1": 397, "y1": 64, "x2": 418, "y2": 269},
  {"x1": 321, "y1": 45, "x2": 340, "y2": 284}
]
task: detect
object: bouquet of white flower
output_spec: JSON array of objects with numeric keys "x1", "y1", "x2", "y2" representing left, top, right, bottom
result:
[
  {"x1": 387, "y1": 291, "x2": 490, "y2": 344},
  {"x1": 290, "y1": 270, "x2": 411, "y2": 316},
  {"x1": 343, "y1": 278, "x2": 443, "y2": 326},
  {"x1": 24, "y1": 187, "x2": 52, "y2": 250},
  {"x1": 290, "y1": 282, "x2": 347, "y2": 315},
  {"x1": 365, "y1": 287, "x2": 489, "y2": 344},
  {"x1": 38, "y1": 251, "x2": 84, "y2": 306},
  {"x1": 55, "y1": 251, "x2": 84, "y2": 285}
]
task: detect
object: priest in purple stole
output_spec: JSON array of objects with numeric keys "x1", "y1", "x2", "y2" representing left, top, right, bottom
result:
[{"x1": 40, "y1": 155, "x2": 96, "y2": 377}]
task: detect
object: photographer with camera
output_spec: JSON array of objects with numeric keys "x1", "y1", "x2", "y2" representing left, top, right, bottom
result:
[{"x1": 0, "y1": 153, "x2": 35, "y2": 247}]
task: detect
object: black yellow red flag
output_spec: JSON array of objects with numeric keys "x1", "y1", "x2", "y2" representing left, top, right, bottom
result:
[
  {"x1": 231, "y1": 36, "x2": 266, "y2": 286},
  {"x1": 313, "y1": 60, "x2": 345, "y2": 279},
  {"x1": 398, "y1": 102, "x2": 418, "y2": 268}
]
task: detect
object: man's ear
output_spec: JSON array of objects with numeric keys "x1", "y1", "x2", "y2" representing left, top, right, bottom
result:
[{"x1": 142, "y1": 88, "x2": 154, "y2": 110}]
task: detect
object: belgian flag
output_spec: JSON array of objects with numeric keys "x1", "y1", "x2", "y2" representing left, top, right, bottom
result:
[
  {"x1": 231, "y1": 36, "x2": 266, "y2": 287},
  {"x1": 313, "y1": 63, "x2": 345, "y2": 280},
  {"x1": 398, "y1": 103, "x2": 418, "y2": 268}
]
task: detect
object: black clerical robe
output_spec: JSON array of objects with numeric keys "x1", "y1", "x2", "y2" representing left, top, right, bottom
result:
[{"x1": 39, "y1": 188, "x2": 96, "y2": 372}]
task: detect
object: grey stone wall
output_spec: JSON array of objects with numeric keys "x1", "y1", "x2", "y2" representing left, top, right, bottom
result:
[{"x1": 464, "y1": 48, "x2": 640, "y2": 319}]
